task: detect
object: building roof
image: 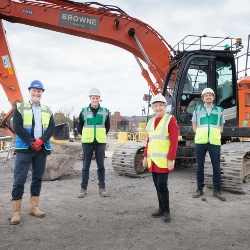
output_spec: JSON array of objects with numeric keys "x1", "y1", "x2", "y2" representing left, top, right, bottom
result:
[{"x1": 123, "y1": 116, "x2": 147, "y2": 122}]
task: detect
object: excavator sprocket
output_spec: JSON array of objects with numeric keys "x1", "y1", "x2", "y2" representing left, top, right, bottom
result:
[
  {"x1": 43, "y1": 141, "x2": 82, "y2": 181},
  {"x1": 204, "y1": 142, "x2": 250, "y2": 194},
  {"x1": 112, "y1": 143, "x2": 150, "y2": 177}
]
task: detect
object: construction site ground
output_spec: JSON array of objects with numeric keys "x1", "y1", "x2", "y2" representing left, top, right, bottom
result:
[{"x1": 0, "y1": 146, "x2": 250, "y2": 250}]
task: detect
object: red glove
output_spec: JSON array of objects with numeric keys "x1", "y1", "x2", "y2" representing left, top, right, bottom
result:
[{"x1": 30, "y1": 139, "x2": 44, "y2": 151}]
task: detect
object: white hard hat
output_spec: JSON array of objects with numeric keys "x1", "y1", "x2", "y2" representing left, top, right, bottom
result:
[
  {"x1": 201, "y1": 88, "x2": 215, "y2": 97},
  {"x1": 89, "y1": 88, "x2": 101, "y2": 97},
  {"x1": 150, "y1": 94, "x2": 167, "y2": 104}
]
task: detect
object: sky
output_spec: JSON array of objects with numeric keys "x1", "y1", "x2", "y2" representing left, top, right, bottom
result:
[{"x1": 1, "y1": 0, "x2": 250, "y2": 118}]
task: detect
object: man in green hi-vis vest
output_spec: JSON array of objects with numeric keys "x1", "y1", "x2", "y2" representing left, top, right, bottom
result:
[
  {"x1": 192, "y1": 88, "x2": 226, "y2": 201},
  {"x1": 77, "y1": 88, "x2": 110, "y2": 198},
  {"x1": 10, "y1": 80, "x2": 55, "y2": 225}
]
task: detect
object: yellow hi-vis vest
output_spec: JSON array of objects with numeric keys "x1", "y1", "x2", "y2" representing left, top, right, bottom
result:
[
  {"x1": 81, "y1": 106, "x2": 108, "y2": 143},
  {"x1": 194, "y1": 105, "x2": 224, "y2": 145},
  {"x1": 146, "y1": 114, "x2": 172, "y2": 169},
  {"x1": 15, "y1": 101, "x2": 53, "y2": 150}
]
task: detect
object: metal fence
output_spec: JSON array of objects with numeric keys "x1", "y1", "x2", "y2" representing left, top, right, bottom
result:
[{"x1": 106, "y1": 132, "x2": 147, "y2": 151}]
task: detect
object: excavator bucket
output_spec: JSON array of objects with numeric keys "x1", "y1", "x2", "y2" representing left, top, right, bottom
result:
[
  {"x1": 43, "y1": 122, "x2": 82, "y2": 181},
  {"x1": 43, "y1": 141, "x2": 82, "y2": 181},
  {"x1": 204, "y1": 142, "x2": 250, "y2": 194}
]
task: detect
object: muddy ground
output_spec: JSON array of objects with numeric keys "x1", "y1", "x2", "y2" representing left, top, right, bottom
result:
[{"x1": 0, "y1": 147, "x2": 250, "y2": 250}]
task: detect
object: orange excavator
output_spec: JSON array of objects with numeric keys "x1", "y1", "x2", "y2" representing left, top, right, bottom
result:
[{"x1": 0, "y1": 0, "x2": 250, "y2": 193}]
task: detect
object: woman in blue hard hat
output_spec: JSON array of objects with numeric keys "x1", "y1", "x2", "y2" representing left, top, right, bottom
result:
[
  {"x1": 143, "y1": 93, "x2": 179, "y2": 223},
  {"x1": 9, "y1": 80, "x2": 55, "y2": 225}
]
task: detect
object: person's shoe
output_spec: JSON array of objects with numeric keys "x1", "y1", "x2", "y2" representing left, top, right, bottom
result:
[
  {"x1": 10, "y1": 199, "x2": 22, "y2": 225},
  {"x1": 151, "y1": 207, "x2": 164, "y2": 218},
  {"x1": 78, "y1": 188, "x2": 87, "y2": 198},
  {"x1": 192, "y1": 188, "x2": 203, "y2": 198},
  {"x1": 29, "y1": 196, "x2": 45, "y2": 218},
  {"x1": 99, "y1": 188, "x2": 108, "y2": 197},
  {"x1": 213, "y1": 190, "x2": 226, "y2": 201}
]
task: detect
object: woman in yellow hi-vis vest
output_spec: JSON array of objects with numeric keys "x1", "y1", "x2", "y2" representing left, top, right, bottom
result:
[
  {"x1": 192, "y1": 88, "x2": 226, "y2": 201},
  {"x1": 143, "y1": 94, "x2": 179, "y2": 223}
]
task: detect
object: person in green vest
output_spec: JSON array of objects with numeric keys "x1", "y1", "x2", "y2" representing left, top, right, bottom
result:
[
  {"x1": 192, "y1": 87, "x2": 226, "y2": 201},
  {"x1": 10, "y1": 80, "x2": 55, "y2": 225},
  {"x1": 77, "y1": 88, "x2": 110, "y2": 198}
]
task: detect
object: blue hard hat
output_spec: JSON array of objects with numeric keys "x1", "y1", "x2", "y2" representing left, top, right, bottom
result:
[{"x1": 28, "y1": 80, "x2": 45, "y2": 92}]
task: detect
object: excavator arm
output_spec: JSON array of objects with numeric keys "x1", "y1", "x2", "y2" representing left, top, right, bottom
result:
[
  {"x1": 0, "y1": 19, "x2": 23, "y2": 136},
  {"x1": 0, "y1": 0, "x2": 173, "y2": 89}
]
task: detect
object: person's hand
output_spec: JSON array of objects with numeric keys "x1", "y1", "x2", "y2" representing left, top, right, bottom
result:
[
  {"x1": 168, "y1": 160, "x2": 174, "y2": 171},
  {"x1": 30, "y1": 139, "x2": 44, "y2": 151},
  {"x1": 142, "y1": 157, "x2": 148, "y2": 168}
]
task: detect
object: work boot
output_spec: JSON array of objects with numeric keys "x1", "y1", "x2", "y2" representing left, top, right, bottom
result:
[
  {"x1": 151, "y1": 192, "x2": 163, "y2": 217},
  {"x1": 192, "y1": 186, "x2": 204, "y2": 198},
  {"x1": 159, "y1": 193, "x2": 171, "y2": 223},
  {"x1": 29, "y1": 195, "x2": 45, "y2": 218},
  {"x1": 10, "y1": 199, "x2": 22, "y2": 225},
  {"x1": 213, "y1": 190, "x2": 226, "y2": 201},
  {"x1": 78, "y1": 188, "x2": 87, "y2": 198},
  {"x1": 99, "y1": 188, "x2": 108, "y2": 197}
]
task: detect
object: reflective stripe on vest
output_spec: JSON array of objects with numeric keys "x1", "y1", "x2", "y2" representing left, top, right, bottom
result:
[
  {"x1": 81, "y1": 106, "x2": 108, "y2": 143},
  {"x1": 195, "y1": 105, "x2": 223, "y2": 145},
  {"x1": 15, "y1": 102, "x2": 52, "y2": 150},
  {"x1": 146, "y1": 114, "x2": 171, "y2": 169}
]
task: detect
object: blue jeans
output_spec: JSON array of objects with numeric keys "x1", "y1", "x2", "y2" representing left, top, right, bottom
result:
[
  {"x1": 12, "y1": 151, "x2": 47, "y2": 200},
  {"x1": 195, "y1": 143, "x2": 221, "y2": 190},
  {"x1": 152, "y1": 172, "x2": 169, "y2": 194},
  {"x1": 81, "y1": 143, "x2": 106, "y2": 189}
]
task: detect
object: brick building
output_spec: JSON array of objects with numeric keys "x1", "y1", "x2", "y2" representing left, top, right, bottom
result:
[{"x1": 109, "y1": 111, "x2": 147, "y2": 132}]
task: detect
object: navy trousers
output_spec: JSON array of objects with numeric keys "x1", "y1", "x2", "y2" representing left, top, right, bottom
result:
[
  {"x1": 12, "y1": 151, "x2": 47, "y2": 200},
  {"x1": 81, "y1": 143, "x2": 106, "y2": 189},
  {"x1": 152, "y1": 172, "x2": 169, "y2": 194},
  {"x1": 195, "y1": 143, "x2": 221, "y2": 190}
]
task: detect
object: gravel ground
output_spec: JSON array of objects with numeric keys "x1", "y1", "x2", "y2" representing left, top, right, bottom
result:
[{"x1": 0, "y1": 149, "x2": 250, "y2": 250}]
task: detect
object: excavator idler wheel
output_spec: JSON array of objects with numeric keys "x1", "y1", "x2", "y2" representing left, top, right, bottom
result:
[
  {"x1": 244, "y1": 175, "x2": 249, "y2": 183},
  {"x1": 112, "y1": 143, "x2": 150, "y2": 178}
]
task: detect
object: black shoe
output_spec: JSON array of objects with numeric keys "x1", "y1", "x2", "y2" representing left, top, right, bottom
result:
[
  {"x1": 163, "y1": 211, "x2": 171, "y2": 223},
  {"x1": 152, "y1": 192, "x2": 163, "y2": 217},
  {"x1": 151, "y1": 207, "x2": 163, "y2": 218},
  {"x1": 192, "y1": 188, "x2": 203, "y2": 198},
  {"x1": 213, "y1": 190, "x2": 226, "y2": 201},
  {"x1": 159, "y1": 193, "x2": 171, "y2": 223}
]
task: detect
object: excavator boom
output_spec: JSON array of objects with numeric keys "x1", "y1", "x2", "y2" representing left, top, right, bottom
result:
[
  {"x1": 0, "y1": 19, "x2": 23, "y2": 136},
  {"x1": 0, "y1": 0, "x2": 172, "y2": 85}
]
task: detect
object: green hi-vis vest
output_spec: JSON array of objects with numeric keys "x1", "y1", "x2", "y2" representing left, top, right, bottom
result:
[
  {"x1": 146, "y1": 114, "x2": 172, "y2": 169},
  {"x1": 81, "y1": 106, "x2": 109, "y2": 143},
  {"x1": 15, "y1": 101, "x2": 53, "y2": 150},
  {"x1": 194, "y1": 105, "x2": 224, "y2": 145}
]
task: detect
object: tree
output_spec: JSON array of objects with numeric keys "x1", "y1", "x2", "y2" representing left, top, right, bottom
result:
[{"x1": 54, "y1": 106, "x2": 74, "y2": 128}]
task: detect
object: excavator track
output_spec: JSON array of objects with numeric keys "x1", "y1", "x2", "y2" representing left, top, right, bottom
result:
[
  {"x1": 204, "y1": 142, "x2": 250, "y2": 194},
  {"x1": 112, "y1": 144, "x2": 151, "y2": 178}
]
